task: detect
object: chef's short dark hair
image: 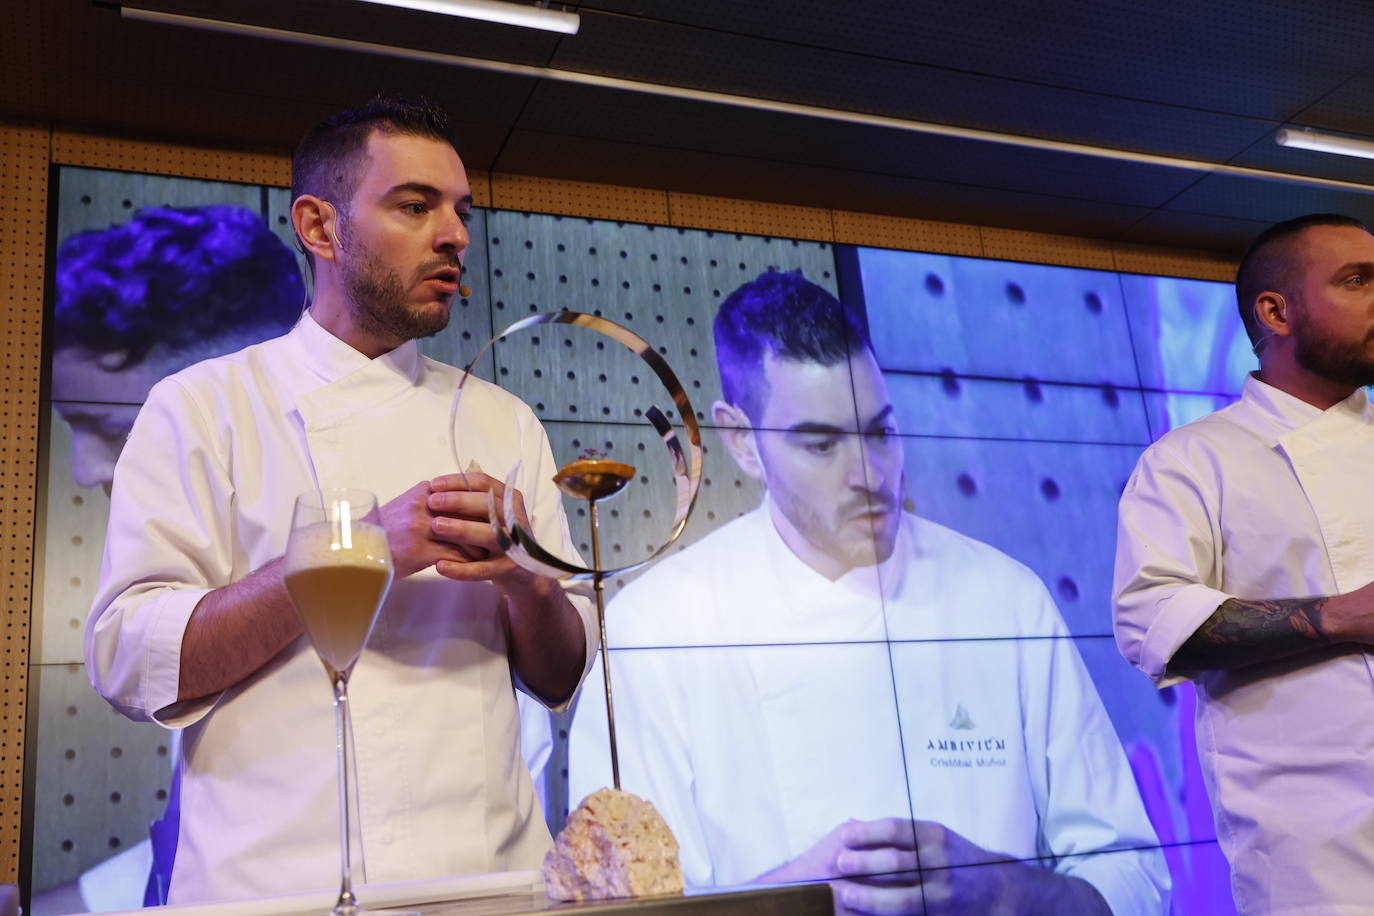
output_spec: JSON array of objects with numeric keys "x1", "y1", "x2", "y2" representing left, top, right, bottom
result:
[
  {"x1": 1235, "y1": 213, "x2": 1370, "y2": 345},
  {"x1": 54, "y1": 205, "x2": 302, "y2": 370},
  {"x1": 291, "y1": 95, "x2": 457, "y2": 213},
  {"x1": 713, "y1": 269, "x2": 869, "y2": 422}
]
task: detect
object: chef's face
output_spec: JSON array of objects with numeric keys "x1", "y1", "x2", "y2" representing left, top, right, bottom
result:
[
  {"x1": 751, "y1": 347, "x2": 904, "y2": 576},
  {"x1": 1287, "y1": 224, "x2": 1374, "y2": 388},
  {"x1": 335, "y1": 130, "x2": 473, "y2": 346},
  {"x1": 50, "y1": 346, "x2": 168, "y2": 493}
]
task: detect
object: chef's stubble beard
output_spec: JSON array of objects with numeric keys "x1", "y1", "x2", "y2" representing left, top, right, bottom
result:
[
  {"x1": 1293, "y1": 307, "x2": 1374, "y2": 390},
  {"x1": 341, "y1": 238, "x2": 451, "y2": 343},
  {"x1": 769, "y1": 472, "x2": 901, "y2": 571}
]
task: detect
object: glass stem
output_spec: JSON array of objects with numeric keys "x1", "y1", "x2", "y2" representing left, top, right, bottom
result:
[{"x1": 332, "y1": 673, "x2": 359, "y2": 916}]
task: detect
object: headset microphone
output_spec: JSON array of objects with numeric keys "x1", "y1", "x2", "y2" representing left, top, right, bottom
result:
[{"x1": 458, "y1": 284, "x2": 473, "y2": 297}]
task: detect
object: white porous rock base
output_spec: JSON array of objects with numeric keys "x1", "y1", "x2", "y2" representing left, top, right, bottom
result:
[{"x1": 542, "y1": 787, "x2": 685, "y2": 901}]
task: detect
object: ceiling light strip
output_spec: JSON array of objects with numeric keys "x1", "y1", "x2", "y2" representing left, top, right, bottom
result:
[
  {"x1": 121, "y1": 6, "x2": 1374, "y2": 195},
  {"x1": 1276, "y1": 128, "x2": 1374, "y2": 161},
  {"x1": 351, "y1": 0, "x2": 578, "y2": 35}
]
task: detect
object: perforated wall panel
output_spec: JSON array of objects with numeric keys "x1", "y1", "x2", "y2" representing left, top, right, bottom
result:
[
  {"x1": 861, "y1": 249, "x2": 1137, "y2": 385},
  {"x1": 33, "y1": 408, "x2": 111, "y2": 667},
  {"x1": 0, "y1": 120, "x2": 47, "y2": 884},
  {"x1": 27, "y1": 666, "x2": 168, "y2": 893},
  {"x1": 484, "y1": 210, "x2": 838, "y2": 427},
  {"x1": 54, "y1": 167, "x2": 264, "y2": 256}
]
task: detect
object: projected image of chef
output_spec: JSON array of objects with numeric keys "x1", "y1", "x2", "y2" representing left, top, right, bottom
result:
[
  {"x1": 712, "y1": 284, "x2": 903, "y2": 580},
  {"x1": 570, "y1": 269, "x2": 1168, "y2": 916},
  {"x1": 33, "y1": 204, "x2": 304, "y2": 914},
  {"x1": 51, "y1": 205, "x2": 305, "y2": 493}
]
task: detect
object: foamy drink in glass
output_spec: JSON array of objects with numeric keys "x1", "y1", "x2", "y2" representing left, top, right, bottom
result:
[
  {"x1": 284, "y1": 488, "x2": 393, "y2": 916},
  {"x1": 285, "y1": 517, "x2": 392, "y2": 679}
]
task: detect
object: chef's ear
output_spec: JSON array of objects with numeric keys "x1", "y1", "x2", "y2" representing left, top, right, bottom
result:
[
  {"x1": 712, "y1": 401, "x2": 765, "y2": 482},
  {"x1": 1255, "y1": 291, "x2": 1292, "y2": 338},
  {"x1": 292, "y1": 195, "x2": 343, "y2": 263}
]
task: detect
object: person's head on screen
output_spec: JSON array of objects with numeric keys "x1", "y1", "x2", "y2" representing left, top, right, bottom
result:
[
  {"x1": 712, "y1": 269, "x2": 904, "y2": 580},
  {"x1": 1236, "y1": 212, "x2": 1374, "y2": 406},
  {"x1": 52, "y1": 204, "x2": 303, "y2": 491},
  {"x1": 290, "y1": 95, "x2": 473, "y2": 359}
]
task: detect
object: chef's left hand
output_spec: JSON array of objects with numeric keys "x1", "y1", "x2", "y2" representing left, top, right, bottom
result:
[{"x1": 425, "y1": 472, "x2": 542, "y2": 594}]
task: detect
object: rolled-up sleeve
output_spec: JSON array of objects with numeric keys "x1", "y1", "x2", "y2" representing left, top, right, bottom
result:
[
  {"x1": 1113, "y1": 444, "x2": 1232, "y2": 688},
  {"x1": 84, "y1": 377, "x2": 232, "y2": 727}
]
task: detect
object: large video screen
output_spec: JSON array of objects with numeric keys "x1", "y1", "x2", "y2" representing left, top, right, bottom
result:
[{"x1": 30, "y1": 165, "x2": 1246, "y2": 914}]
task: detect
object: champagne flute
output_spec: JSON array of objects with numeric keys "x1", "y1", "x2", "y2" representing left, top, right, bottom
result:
[{"x1": 284, "y1": 489, "x2": 394, "y2": 916}]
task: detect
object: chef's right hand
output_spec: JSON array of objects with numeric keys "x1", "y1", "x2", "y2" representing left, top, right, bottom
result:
[
  {"x1": 378, "y1": 480, "x2": 480, "y2": 579},
  {"x1": 760, "y1": 817, "x2": 1080, "y2": 916}
]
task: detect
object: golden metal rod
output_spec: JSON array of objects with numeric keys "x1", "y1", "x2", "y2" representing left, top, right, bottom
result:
[{"x1": 589, "y1": 500, "x2": 621, "y2": 790}]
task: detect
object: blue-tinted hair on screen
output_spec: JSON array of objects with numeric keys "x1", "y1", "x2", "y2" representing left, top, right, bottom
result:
[
  {"x1": 713, "y1": 268, "x2": 869, "y2": 421},
  {"x1": 54, "y1": 205, "x2": 303, "y2": 370}
]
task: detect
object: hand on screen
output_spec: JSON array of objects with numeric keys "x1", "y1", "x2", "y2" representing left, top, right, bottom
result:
[
  {"x1": 765, "y1": 817, "x2": 1109, "y2": 916},
  {"x1": 829, "y1": 818, "x2": 1001, "y2": 916}
]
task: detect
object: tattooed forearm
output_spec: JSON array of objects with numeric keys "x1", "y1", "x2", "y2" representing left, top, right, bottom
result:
[{"x1": 1168, "y1": 596, "x2": 1333, "y2": 677}]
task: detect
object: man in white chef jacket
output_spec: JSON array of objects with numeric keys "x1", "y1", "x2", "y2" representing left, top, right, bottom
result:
[
  {"x1": 570, "y1": 270, "x2": 1167, "y2": 915},
  {"x1": 84, "y1": 97, "x2": 596, "y2": 905},
  {"x1": 1115, "y1": 213, "x2": 1374, "y2": 915}
]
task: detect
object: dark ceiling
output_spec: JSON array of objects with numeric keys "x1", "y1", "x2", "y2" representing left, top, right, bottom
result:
[{"x1": 8, "y1": 0, "x2": 1374, "y2": 255}]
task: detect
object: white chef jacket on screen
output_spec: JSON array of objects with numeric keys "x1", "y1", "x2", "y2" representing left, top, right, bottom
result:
[
  {"x1": 85, "y1": 312, "x2": 597, "y2": 905},
  {"x1": 1115, "y1": 373, "x2": 1374, "y2": 915},
  {"x1": 570, "y1": 502, "x2": 1167, "y2": 916}
]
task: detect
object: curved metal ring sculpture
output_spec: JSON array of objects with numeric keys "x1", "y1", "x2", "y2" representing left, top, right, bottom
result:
[{"x1": 448, "y1": 311, "x2": 704, "y2": 580}]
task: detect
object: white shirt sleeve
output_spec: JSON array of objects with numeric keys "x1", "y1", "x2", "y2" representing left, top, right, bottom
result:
[
  {"x1": 1024, "y1": 616, "x2": 1170, "y2": 915},
  {"x1": 510, "y1": 408, "x2": 598, "y2": 711},
  {"x1": 1113, "y1": 443, "x2": 1234, "y2": 688},
  {"x1": 84, "y1": 377, "x2": 229, "y2": 727}
]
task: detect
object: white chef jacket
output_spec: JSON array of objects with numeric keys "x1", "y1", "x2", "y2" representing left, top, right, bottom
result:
[
  {"x1": 1114, "y1": 373, "x2": 1374, "y2": 916},
  {"x1": 570, "y1": 503, "x2": 1167, "y2": 916},
  {"x1": 85, "y1": 312, "x2": 597, "y2": 905}
]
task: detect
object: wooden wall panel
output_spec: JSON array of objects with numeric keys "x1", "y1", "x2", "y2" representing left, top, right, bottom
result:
[
  {"x1": 666, "y1": 192, "x2": 835, "y2": 243},
  {"x1": 981, "y1": 226, "x2": 1118, "y2": 271},
  {"x1": 52, "y1": 131, "x2": 290, "y2": 187},
  {"x1": 1112, "y1": 242, "x2": 1236, "y2": 282},
  {"x1": 466, "y1": 169, "x2": 492, "y2": 209},
  {"x1": 51, "y1": 131, "x2": 493, "y2": 207},
  {"x1": 491, "y1": 174, "x2": 669, "y2": 225},
  {"x1": 832, "y1": 211, "x2": 985, "y2": 257},
  {"x1": 0, "y1": 119, "x2": 48, "y2": 884}
]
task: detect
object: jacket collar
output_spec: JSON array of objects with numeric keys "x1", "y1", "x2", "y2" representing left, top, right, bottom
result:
[
  {"x1": 291, "y1": 310, "x2": 423, "y2": 430},
  {"x1": 1238, "y1": 372, "x2": 1370, "y2": 445}
]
